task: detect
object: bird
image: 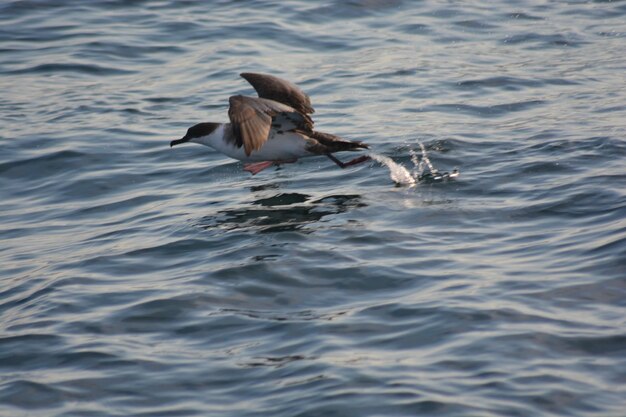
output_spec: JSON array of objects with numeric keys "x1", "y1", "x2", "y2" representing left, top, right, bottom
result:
[{"x1": 170, "y1": 72, "x2": 370, "y2": 175}]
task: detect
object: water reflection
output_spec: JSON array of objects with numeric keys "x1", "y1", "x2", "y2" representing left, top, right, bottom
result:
[{"x1": 197, "y1": 193, "x2": 365, "y2": 233}]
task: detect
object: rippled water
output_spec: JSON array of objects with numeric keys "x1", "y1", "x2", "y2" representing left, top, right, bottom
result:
[{"x1": 1, "y1": 1, "x2": 625, "y2": 416}]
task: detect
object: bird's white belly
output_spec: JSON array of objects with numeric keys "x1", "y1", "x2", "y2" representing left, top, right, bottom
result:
[{"x1": 214, "y1": 131, "x2": 314, "y2": 162}]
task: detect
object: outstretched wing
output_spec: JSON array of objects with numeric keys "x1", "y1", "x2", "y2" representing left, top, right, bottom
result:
[
  {"x1": 228, "y1": 95, "x2": 312, "y2": 156},
  {"x1": 240, "y1": 72, "x2": 315, "y2": 115}
]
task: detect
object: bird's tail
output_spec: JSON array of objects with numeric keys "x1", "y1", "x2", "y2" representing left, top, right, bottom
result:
[{"x1": 307, "y1": 130, "x2": 369, "y2": 153}]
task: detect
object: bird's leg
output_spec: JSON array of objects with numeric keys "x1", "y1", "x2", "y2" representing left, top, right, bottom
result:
[
  {"x1": 326, "y1": 154, "x2": 371, "y2": 169},
  {"x1": 344, "y1": 155, "x2": 371, "y2": 166}
]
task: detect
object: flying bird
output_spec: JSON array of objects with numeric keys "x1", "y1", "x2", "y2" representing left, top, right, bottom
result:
[{"x1": 170, "y1": 72, "x2": 370, "y2": 175}]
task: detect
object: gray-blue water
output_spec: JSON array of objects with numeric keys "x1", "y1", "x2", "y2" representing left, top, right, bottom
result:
[{"x1": 1, "y1": 1, "x2": 625, "y2": 416}]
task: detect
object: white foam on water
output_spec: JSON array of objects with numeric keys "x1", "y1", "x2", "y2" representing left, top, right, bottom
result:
[{"x1": 369, "y1": 152, "x2": 416, "y2": 185}]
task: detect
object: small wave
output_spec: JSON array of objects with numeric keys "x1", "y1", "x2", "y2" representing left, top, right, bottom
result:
[
  {"x1": 456, "y1": 76, "x2": 577, "y2": 89},
  {"x1": 453, "y1": 19, "x2": 499, "y2": 30},
  {"x1": 0, "y1": 150, "x2": 85, "y2": 179},
  {"x1": 71, "y1": 194, "x2": 171, "y2": 217},
  {"x1": 422, "y1": 100, "x2": 546, "y2": 117},
  {"x1": 0, "y1": 380, "x2": 65, "y2": 409},
  {"x1": 4, "y1": 63, "x2": 135, "y2": 76},
  {"x1": 501, "y1": 32, "x2": 585, "y2": 48},
  {"x1": 306, "y1": 0, "x2": 404, "y2": 20}
]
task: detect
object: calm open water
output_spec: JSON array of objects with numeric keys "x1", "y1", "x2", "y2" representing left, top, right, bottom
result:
[{"x1": 1, "y1": 1, "x2": 625, "y2": 416}]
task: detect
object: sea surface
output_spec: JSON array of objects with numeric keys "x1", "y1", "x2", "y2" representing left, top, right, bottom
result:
[{"x1": 1, "y1": 1, "x2": 625, "y2": 416}]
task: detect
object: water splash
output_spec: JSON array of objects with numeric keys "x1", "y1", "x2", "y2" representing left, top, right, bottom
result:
[
  {"x1": 369, "y1": 153, "x2": 416, "y2": 185},
  {"x1": 418, "y1": 141, "x2": 437, "y2": 174},
  {"x1": 408, "y1": 147, "x2": 423, "y2": 178},
  {"x1": 369, "y1": 141, "x2": 459, "y2": 185}
]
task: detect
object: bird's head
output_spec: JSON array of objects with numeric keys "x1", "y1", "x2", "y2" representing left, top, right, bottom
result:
[{"x1": 170, "y1": 122, "x2": 221, "y2": 147}]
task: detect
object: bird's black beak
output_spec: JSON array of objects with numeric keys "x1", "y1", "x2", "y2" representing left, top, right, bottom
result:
[{"x1": 170, "y1": 136, "x2": 189, "y2": 147}]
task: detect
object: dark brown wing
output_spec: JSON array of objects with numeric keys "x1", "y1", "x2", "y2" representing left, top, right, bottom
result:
[
  {"x1": 228, "y1": 95, "x2": 310, "y2": 156},
  {"x1": 240, "y1": 72, "x2": 315, "y2": 115}
]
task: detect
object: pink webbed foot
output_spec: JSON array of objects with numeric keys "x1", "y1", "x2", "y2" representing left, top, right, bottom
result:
[
  {"x1": 243, "y1": 159, "x2": 297, "y2": 175},
  {"x1": 243, "y1": 159, "x2": 298, "y2": 175},
  {"x1": 244, "y1": 161, "x2": 275, "y2": 175}
]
